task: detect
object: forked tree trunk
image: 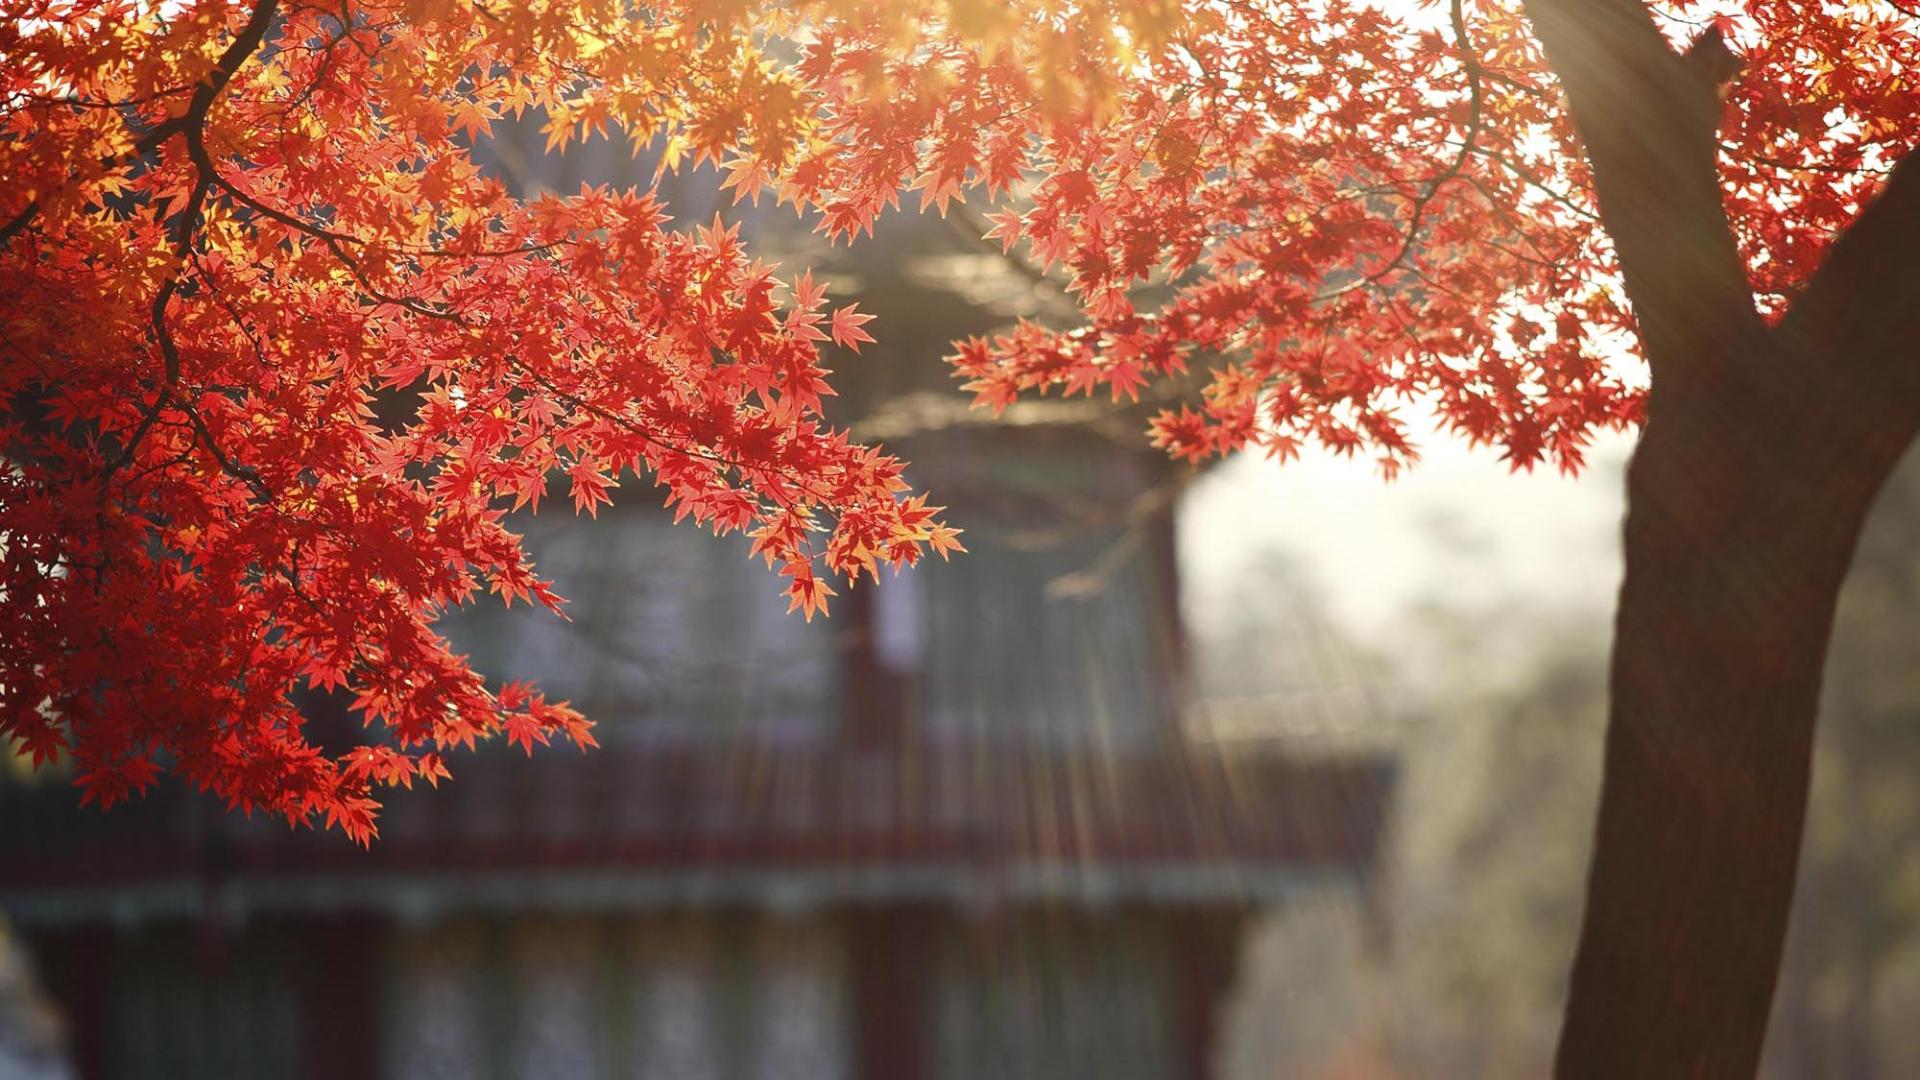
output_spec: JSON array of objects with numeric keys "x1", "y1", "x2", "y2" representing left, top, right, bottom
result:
[{"x1": 1514, "y1": 1, "x2": 1920, "y2": 1073}]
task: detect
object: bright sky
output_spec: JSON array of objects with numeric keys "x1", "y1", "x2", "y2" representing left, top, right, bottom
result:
[{"x1": 1177, "y1": 408, "x2": 1635, "y2": 654}]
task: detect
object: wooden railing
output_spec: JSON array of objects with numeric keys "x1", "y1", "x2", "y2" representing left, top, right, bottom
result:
[{"x1": 0, "y1": 738, "x2": 1391, "y2": 905}]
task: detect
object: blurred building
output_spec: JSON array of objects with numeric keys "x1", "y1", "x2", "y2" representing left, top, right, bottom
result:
[{"x1": 0, "y1": 129, "x2": 1391, "y2": 1080}]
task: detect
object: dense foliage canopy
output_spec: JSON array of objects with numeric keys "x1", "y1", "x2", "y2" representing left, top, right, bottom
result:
[{"x1": 2, "y1": 0, "x2": 1912, "y2": 839}]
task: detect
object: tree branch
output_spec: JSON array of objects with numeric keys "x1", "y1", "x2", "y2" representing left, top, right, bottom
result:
[
  {"x1": 1, "y1": 1, "x2": 280, "y2": 248},
  {"x1": 188, "y1": 0, "x2": 283, "y2": 120},
  {"x1": 114, "y1": 1, "x2": 280, "y2": 502},
  {"x1": 182, "y1": 403, "x2": 270, "y2": 499},
  {"x1": 145, "y1": 0, "x2": 281, "y2": 393},
  {"x1": 1781, "y1": 151, "x2": 1920, "y2": 389},
  {"x1": 1363, "y1": 0, "x2": 1485, "y2": 289},
  {"x1": 1519, "y1": 0, "x2": 1765, "y2": 397}
]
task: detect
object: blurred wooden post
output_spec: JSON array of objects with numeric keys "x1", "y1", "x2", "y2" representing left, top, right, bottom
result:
[
  {"x1": 297, "y1": 915, "x2": 385, "y2": 1080},
  {"x1": 850, "y1": 907, "x2": 931, "y2": 1080}
]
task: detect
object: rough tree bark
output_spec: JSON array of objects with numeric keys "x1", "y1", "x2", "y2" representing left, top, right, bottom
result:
[{"x1": 1518, "y1": 0, "x2": 1920, "y2": 1075}]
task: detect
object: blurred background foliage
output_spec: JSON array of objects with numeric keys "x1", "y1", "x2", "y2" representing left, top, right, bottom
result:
[{"x1": 1203, "y1": 441, "x2": 1920, "y2": 1080}]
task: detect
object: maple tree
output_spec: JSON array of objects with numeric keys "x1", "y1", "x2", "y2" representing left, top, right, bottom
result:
[{"x1": 4, "y1": 0, "x2": 1918, "y2": 1073}]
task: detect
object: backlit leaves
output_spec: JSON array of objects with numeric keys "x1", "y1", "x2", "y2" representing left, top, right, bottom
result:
[{"x1": 4, "y1": 0, "x2": 1915, "y2": 839}]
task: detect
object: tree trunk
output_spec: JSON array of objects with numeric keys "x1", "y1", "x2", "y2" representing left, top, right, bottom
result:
[
  {"x1": 1555, "y1": 377, "x2": 1911, "y2": 1078},
  {"x1": 1510, "y1": 0, "x2": 1920, "y2": 1069}
]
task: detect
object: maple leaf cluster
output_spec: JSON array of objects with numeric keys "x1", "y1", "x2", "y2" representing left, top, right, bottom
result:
[
  {"x1": 0, "y1": 0, "x2": 965, "y2": 840},
  {"x1": 3, "y1": 0, "x2": 1914, "y2": 838}
]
